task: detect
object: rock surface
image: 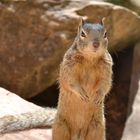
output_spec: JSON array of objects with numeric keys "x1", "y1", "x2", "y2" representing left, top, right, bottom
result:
[
  {"x1": 0, "y1": 87, "x2": 43, "y2": 117},
  {"x1": 0, "y1": 87, "x2": 52, "y2": 140},
  {"x1": 121, "y1": 43, "x2": 140, "y2": 140},
  {"x1": 0, "y1": 129, "x2": 52, "y2": 140},
  {"x1": 0, "y1": 0, "x2": 140, "y2": 98}
]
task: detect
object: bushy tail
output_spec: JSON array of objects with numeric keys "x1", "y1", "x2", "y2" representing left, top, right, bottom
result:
[{"x1": 0, "y1": 107, "x2": 57, "y2": 134}]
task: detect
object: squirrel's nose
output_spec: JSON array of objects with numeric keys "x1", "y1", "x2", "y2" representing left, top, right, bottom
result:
[{"x1": 93, "y1": 41, "x2": 100, "y2": 48}]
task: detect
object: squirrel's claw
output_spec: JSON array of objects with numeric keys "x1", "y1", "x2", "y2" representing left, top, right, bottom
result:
[
  {"x1": 80, "y1": 92, "x2": 89, "y2": 102},
  {"x1": 93, "y1": 91, "x2": 104, "y2": 105}
]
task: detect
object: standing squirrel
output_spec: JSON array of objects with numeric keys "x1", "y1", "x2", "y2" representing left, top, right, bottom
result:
[
  {"x1": 0, "y1": 18, "x2": 113, "y2": 139},
  {"x1": 52, "y1": 18, "x2": 113, "y2": 140}
]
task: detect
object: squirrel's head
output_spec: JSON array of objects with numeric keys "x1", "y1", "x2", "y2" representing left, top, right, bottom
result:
[{"x1": 76, "y1": 18, "x2": 108, "y2": 57}]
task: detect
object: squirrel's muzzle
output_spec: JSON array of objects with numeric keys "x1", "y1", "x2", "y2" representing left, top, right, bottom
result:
[{"x1": 92, "y1": 41, "x2": 100, "y2": 49}]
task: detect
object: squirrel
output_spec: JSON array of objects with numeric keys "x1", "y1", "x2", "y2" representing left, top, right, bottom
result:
[
  {"x1": 52, "y1": 18, "x2": 113, "y2": 140},
  {"x1": 0, "y1": 18, "x2": 113, "y2": 139}
]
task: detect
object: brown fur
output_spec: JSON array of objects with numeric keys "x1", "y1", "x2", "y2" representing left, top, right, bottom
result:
[{"x1": 53, "y1": 19, "x2": 113, "y2": 140}]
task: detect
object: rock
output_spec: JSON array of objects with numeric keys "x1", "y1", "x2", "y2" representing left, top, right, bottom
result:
[
  {"x1": 0, "y1": 0, "x2": 139, "y2": 98},
  {"x1": 0, "y1": 87, "x2": 43, "y2": 117},
  {"x1": 0, "y1": 87, "x2": 52, "y2": 140},
  {"x1": 105, "y1": 46, "x2": 134, "y2": 140},
  {"x1": 121, "y1": 43, "x2": 140, "y2": 140},
  {"x1": 0, "y1": 129, "x2": 52, "y2": 140},
  {"x1": 131, "y1": 0, "x2": 140, "y2": 7},
  {"x1": 0, "y1": 88, "x2": 51, "y2": 140}
]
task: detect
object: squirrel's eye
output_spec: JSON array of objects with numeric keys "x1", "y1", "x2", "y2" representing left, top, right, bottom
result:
[
  {"x1": 81, "y1": 31, "x2": 86, "y2": 38},
  {"x1": 104, "y1": 32, "x2": 107, "y2": 38}
]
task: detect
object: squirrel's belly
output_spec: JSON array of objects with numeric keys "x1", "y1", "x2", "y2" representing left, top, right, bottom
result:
[{"x1": 58, "y1": 91, "x2": 94, "y2": 129}]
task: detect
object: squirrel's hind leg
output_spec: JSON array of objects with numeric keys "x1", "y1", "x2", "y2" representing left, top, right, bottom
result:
[
  {"x1": 85, "y1": 119, "x2": 106, "y2": 140},
  {"x1": 52, "y1": 116, "x2": 70, "y2": 140}
]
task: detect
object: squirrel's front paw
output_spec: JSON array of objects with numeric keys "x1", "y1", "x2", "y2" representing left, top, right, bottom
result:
[
  {"x1": 94, "y1": 99, "x2": 103, "y2": 105},
  {"x1": 93, "y1": 91, "x2": 104, "y2": 105},
  {"x1": 80, "y1": 92, "x2": 89, "y2": 102}
]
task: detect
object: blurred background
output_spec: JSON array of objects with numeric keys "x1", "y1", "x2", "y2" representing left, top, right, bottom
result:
[{"x1": 0, "y1": 0, "x2": 140, "y2": 140}]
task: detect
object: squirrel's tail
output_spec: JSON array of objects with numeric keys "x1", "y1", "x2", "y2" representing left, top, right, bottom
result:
[{"x1": 0, "y1": 107, "x2": 57, "y2": 134}]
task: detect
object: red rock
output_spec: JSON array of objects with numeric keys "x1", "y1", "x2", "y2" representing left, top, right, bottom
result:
[{"x1": 0, "y1": 0, "x2": 139, "y2": 98}]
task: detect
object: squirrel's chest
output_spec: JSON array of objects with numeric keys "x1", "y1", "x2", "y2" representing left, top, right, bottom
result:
[
  {"x1": 77, "y1": 66, "x2": 101, "y2": 87},
  {"x1": 79, "y1": 67, "x2": 97, "y2": 83},
  {"x1": 76, "y1": 64, "x2": 102, "y2": 92}
]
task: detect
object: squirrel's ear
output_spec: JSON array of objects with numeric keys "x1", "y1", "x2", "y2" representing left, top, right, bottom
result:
[
  {"x1": 79, "y1": 18, "x2": 85, "y2": 27},
  {"x1": 100, "y1": 17, "x2": 105, "y2": 26},
  {"x1": 78, "y1": 17, "x2": 85, "y2": 33}
]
